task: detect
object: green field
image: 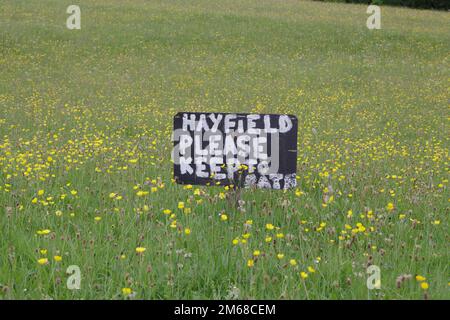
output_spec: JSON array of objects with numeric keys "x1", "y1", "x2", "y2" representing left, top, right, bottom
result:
[{"x1": 0, "y1": 0, "x2": 449, "y2": 299}]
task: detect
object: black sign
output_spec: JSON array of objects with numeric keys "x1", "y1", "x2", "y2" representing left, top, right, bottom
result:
[{"x1": 173, "y1": 112, "x2": 297, "y2": 189}]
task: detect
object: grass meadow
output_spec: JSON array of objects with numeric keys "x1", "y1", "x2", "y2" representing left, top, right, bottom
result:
[{"x1": 0, "y1": 0, "x2": 449, "y2": 299}]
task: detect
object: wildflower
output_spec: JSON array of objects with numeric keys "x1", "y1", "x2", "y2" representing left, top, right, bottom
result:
[
  {"x1": 31, "y1": 197, "x2": 38, "y2": 204},
  {"x1": 247, "y1": 259, "x2": 254, "y2": 267},
  {"x1": 94, "y1": 216, "x2": 101, "y2": 221},
  {"x1": 386, "y1": 202, "x2": 395, "y2": 211},
  {"x1": 178, "y1": 202, "x2": 185, "y2": 209},
  {"x1": 136, "y1": 190, "x2": 149, "y2": 197},
  {"x1": 265, "y1": 236, "x2": 272, "y2": 243},
  {"x1": 55, "y1": 210, "x2": 63, "y2": 217},
  {"x1": 40, "y1": 249, "x2": 47, "y2": 255},
  {"x1": 135, "y1": 247, "x2": 146, "y2": 254},
  {"x1": 289, "y1": 259, "x2": 297, "y2": 266},
  {"x1": 431, "y1": 220, "x2": 440, "y2": 225},
  {"x1": 37, "y1": 258, "x2": 48, "y2": 265},
  {"x1": 220, "y1": 214, "x2": 228, "y2": 221},
  {"x1": 415, "y1": 275, "x2": 426, "y2": 282},
  {"x1": 300, "y1": 272, "x2": 308, "y2": 279},
  {"x1": 232, "y1": 239, "x2": 239, "y2": 245},
  {"x1": 420, "y1": 282, "x2": 429, "y2": 290},
  {"x1": 54, "y1": 255, "x2": 62, "y2": 262},
  {"x1": 163, "y1": 209, "x2": 171, "y2": 215},
  {"x1": 277, "y1": 253, "x2": 284, "y2": 259},
  {"x1": 276, "y1": 233, "x2": 284, "y2": 238},
  {"x1": 38, "y1": 189, "x2": 45, "y2": 196},
  {"x1": 307, "y1": 266, "x2": 316, "y2": 273},
  {"x1": 37, "y1": 229, "x2": 51, "y2": 235},
  {"x1": 184, "y1": 228, "x2": 191, "y2": 235},
  {"x1": 266, "y1": 223, "x2": 275, "y2": 230},
  {"x1": 253, "y1": 250, "x2": 261, "y2": 256},
  {"x1": 122, "y1": 287, "x2": 132, "y2": 296},
  {"x1": 70, "y1": 190, "x2": 78, "y2": 196}
]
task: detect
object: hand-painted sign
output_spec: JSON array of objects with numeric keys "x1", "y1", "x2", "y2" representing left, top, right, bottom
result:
[{"x1": 173, "y1": 112, "x2": 297, "y2": 189}]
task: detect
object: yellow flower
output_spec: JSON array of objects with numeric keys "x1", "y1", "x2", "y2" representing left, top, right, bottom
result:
[
  {"x1": 122, "y1": 287, "x2": 132, "y2": 296},
  {"x1": 253, "y1": 250, "x2": 261, "y2": 256},
  {"x1": 94, "y1": 216, "x2": 102, "y2": 221},
  {"x1": 135, "y1": 247, "x2": 146, "y2": 254},
  {"x1": 300, "y1": 272, "x2": 308, "y2": 279},
  {"x1": 266, "y1": 223, "x2": 275, "y2": 230},
  {"x1": 431, "y1": 220, "x2": 440, "y2": 225},
  {"x1": 277, "y1": 253, "x2": 284, "y2": 259},
  {"x1": 386, "y1": 202, "x2": 395, "y2": 211},
  {"x1": 276, "y1": 233, "x2": 284, "y2": 238},
  {"x1": 420, "y1": 282, "x2": 429, "y2": 290},
  {"x1": 31, "y1": 197, "x2": 38, "y2": 204},
  {"x1": 40, "y1": 249, "x2": 47, "y2": 255},
  {"x1": 54, "y1": 255, "x2": 62, "y2": 262},
  {"x1": 220, "y1": 214, "x2": 228, "y2": 221},
  {"x1": 163, "y1": 209, "x2": 171, "y2": 215},
  {"x1": 232, "y1": 238, "x2": 239, "y2": 245},
  {"x1": 37, "y1": 229, "x2": 51, "y2": 235},
  {"x1": 289, "y1": 259, "x2": 297, "y2": 266},
  {"x1": 307, "y1": 266, "x2": 316, "y2": 273},
  {"x1": 247, "y1": 259, "x2": 254, "y2": 267},
  {"x1": 37, "y1": 258, "x2": 48, "y2": 265},
  {"x1": 38, "y1": 189, "x2": 45, "y2": 196},
  {"x1": 265, "y1": 236, "x2": 272, "y2": 243},
  {"x1": 184, "y1": 228, "x2": 191, "y2": 235},
  {"x1": 178, "y1": 202, "x2": 185, "y2": 209},
  {"x1": 70, "y1": 190, "x2": 78, "y2": 196},
  {"x1": 415, "y1": 275, "x2": 426, "y2": 282},
  {"x1": 55, "y1": 210, "x2": 63, "y2": 217},
  {"x1": 136, "y1": 190, "x2": 149, "y2": 197}
]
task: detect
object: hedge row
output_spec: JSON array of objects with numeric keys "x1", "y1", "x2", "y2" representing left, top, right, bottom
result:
[{"x1": 313, "y1": 0, "x2": 450, "y2": 10}]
